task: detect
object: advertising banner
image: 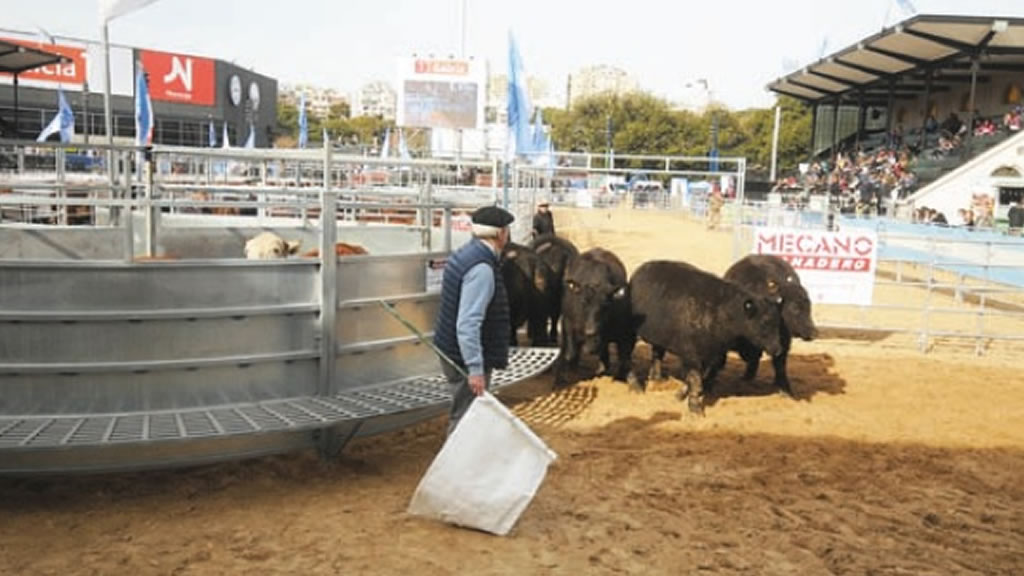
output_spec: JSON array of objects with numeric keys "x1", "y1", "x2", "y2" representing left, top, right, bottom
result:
[
  {"x1": 396, "y1": 57, "x2": 485, "y2": 130},
  {"x1": 137, "y1": 49, "x2": 215, "y2": 106},
  {"x1": 753, "y1": 227, "x2": 879, "y2": 305}
]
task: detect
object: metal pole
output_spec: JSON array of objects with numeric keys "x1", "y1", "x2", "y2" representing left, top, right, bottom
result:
[
  {"x1": 502, "y1": 161, "x2": 510, "y2": 208},
  {"x1": 886, "y1": 80, "x2": 895, "y2": 144},
  {"x1": 316, "y1": 137, "x2": 339, "y2": 460},
  {"x1": 12, "y1": 74, "x2": 19, "y2": 138},
  {"x1": 102, "y1": 23, "x2": 117, "y2": 224},
  {"x1": 443, "y1": 206, "x2": 452, "y2": 252},
  {"x1": 769, "y1": 105, "x2": 781, "y2": 182},
  {"x1": 856, "y1": 90, "x2": 865, "y2": 150},
  {"x1": 122, "y1": 151, "x2": 134, "y2": 260},
  {"x1": 144, "y1": 155, "x2": 155, "y2": 256},
  {"x1": 82, "y1": 81, "x2": 90, "y2": 145},
  {"x1": 967, "y1": 57, "x2": 979, "y2": 145},
  {"x1": 919, "y1": 69, "x2": 932, "y2": 151},
  {"x1": 57, "y1": 147, "x2": 66, "y2": 225},
  {"x1": 809, "y1": 103, "x2": 818, "y2": 157},
  {"x1": 460, "y1": 0, "x2": 468, "y2": 57},
  {"x1": 830, "y1": 98, "x2": 840, "y2": 161},
  {"x1": 318, "y1": 138, "x2": 338, "y2": 399}
]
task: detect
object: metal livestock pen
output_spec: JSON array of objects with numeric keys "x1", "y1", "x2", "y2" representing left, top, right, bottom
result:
[{"x1": 0, "y1": 141, "x2": 557, "y2": 475}]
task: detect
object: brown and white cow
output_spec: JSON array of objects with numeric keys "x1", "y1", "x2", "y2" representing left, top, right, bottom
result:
[{"x1": 243, "y1": 232, "x2": 368, "y2": 259}]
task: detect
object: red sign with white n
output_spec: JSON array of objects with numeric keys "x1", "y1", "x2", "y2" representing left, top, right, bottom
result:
[{"x1": 137, "y1": 49, "x2": 215, "y2": 106}]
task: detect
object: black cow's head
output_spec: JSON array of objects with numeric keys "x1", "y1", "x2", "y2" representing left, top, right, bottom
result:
[
  {"x1": 779, "y1": 284, "x2": 817, "y2": 341},
  {"x1": 739, "y1": 295, "x2": 784, "y2": 357},
  {"x1": 563, "y1": 258, "x2": 627, "y2": 354}
]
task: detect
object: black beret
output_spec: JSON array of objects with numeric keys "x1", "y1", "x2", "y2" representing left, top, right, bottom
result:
[{"x1": 471, "y1": 205, "x2": 515, "y2": 228}]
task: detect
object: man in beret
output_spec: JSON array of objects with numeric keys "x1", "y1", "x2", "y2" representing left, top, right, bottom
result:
[
  {"x1": 532, "y1": 201, "x2": 555, "y2": 238},
  {"x1": 433, "y1": 205, "x2": 515, "y2": 436}
]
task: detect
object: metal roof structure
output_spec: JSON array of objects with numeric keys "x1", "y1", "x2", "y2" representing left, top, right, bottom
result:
[
  {"x1": 767, "y1": 15, "x2": 1024, "y2": 106},
  {"x1": 0, "y1": 40, "x2": 71, "y2": 137},
  {"x1": 0, "y1": 39, "x2": 69, "y2": 74}
]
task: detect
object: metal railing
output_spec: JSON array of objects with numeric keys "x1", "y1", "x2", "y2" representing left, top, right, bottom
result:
[{"x1": 732, "y1": 209, "x2": 1024, "y2": 355}]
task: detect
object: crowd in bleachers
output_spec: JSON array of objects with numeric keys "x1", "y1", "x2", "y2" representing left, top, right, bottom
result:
[
  {"x1": 772, "y1": 105, "x2": 1024, "y2": 221},
  {"x1": 772, "y1": 141, "x2": 918, "y2": 216}
]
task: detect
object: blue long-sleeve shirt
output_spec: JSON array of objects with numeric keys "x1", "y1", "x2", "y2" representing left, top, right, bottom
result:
[{"x1": 456, "y1": 261, "x2": 496, "y2": 376}]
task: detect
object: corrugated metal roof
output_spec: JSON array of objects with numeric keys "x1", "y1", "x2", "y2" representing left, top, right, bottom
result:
[{"x1": 768, "y1": 15, "x2": 1024, "y2": 103}]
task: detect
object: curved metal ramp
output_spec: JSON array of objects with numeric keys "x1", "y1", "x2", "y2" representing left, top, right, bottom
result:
[{"x1": 0, "y1": 347, "x2": 559, "y2": 475}]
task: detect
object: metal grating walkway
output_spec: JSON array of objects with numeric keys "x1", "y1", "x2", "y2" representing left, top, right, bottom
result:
[{"x1": 0, "y1": 347, "x2": 559, "y2": 450}]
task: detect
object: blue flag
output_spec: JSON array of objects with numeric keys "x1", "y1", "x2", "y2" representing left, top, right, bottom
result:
[
  {"x1": 36, "y1": 87, "x2": 75, "y2": 143},
  {"x1": 895, "y1": 0, "x2": 917, "y2": 16},
  {"x1": 209, "y1": 120, "x2": 216, "y2": 147},
  {"x1": 398, "y1": 128, "x2": 411, "y2": 160},
  {"x1": 531, "y1": 108, "x2": 548, "y2": 163},
  {"x1": 297, "y1": 92, "x2": 308, "y2": 149},
  {"x1": 380, "y1": 127, "x2": 390, "y2": 159},
  {"x1": 222, "y1": 122, "x2": 230, "y2": 148},
  {"x1": 506, "y1": 30, "x2": 534, "y2": 161},
  {"x1": 244, "y1": 122, "x2": 255, "y2": 149},
  {"x1": 134, "y1": 64, "x2": 153, "y2": 146}
]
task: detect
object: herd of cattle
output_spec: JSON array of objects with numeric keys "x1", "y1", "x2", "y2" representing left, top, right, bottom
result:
[
  {"x1": 506, "y1": 234, "x2": 818, "y2": 415},
  {"x1": 238, "y1": 230, "x2": 817, "y2": 415}
]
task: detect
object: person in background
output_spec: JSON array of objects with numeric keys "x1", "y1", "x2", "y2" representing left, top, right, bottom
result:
[
  {"x1": 433, "y1": 205, "x2": 515, "y2": 436},
  {"x1": 532, "y1": 201, "x2": 555, "y2": 237},
  {"x1": 1007, "y1": 201, "x2": 1023, "y2": 236},
  {"x1": 707, "y1": 184, "x2": 724, "y2": 230}
]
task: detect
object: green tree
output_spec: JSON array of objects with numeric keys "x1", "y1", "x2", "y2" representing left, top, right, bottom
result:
[
  {"x1": 328, "y1": 101, "x2": 351, "y2": 120},
  {"x1": 543, "y1": 92, "x2": 811, "y2": 180}
]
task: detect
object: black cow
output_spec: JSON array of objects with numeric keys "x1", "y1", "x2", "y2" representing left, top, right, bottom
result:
[
  {"x1": 553, "y1": 248, "x2": 635, "y2": 388},
  {"x1": 529, "y1": 234, "x2": 580, "y2": 342},
  {"x1": 629, "y1": 260, "x2": 783, "y2": 415},
  {"x1": 709, "y1": 254, "x2": 817, "y2": 396},
  {"x1": 501, "y1": 242, "x2": 558, "y2": 346}
]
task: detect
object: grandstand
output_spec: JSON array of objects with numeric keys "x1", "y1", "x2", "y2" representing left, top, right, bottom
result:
[{"x1": 767, "y1": 14, "x2": 1024, "y2": 229}]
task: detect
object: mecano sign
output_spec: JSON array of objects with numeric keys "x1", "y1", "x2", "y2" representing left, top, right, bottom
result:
[{"x1": 753, "y1": 227, "x2": 879, "y2": 306}]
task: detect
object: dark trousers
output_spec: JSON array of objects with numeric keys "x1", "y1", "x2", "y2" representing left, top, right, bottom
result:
[{"x1": 441, "y1": 361, "x2": 492, "y2": 437}]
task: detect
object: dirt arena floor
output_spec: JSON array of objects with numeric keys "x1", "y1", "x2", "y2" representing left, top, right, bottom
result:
[{"x1": 2, "y1": 207, "x2": 1023, "y2": 575}]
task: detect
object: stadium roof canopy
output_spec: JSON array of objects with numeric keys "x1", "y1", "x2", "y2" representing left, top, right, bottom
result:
[
  {"x1": 0, "y1": 39, "x2": 69, "y2": 74},
  {"x1": 767, "y1": 14, "x2": 1024, "y2": 106}
]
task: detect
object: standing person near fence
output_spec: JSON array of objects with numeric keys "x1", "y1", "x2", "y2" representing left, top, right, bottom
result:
[
  {"x1": 707, "y1": 184, "x2": 724, "y2": 230},
  {"x1": 1008, "y1": 201, "x2": 1023, "y2": 236},
  {"x1": 433, "y1": 205, "x2": 515, "y2": 436},
  {"x1": 533, "y1": 201, "x2": 555, "y2": 237}
]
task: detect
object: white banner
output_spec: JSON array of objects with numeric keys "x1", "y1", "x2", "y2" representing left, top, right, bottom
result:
[
  {"x1": 753, "y1": 227, "x2": 879, "y2": 306},
  {"x1": 425, "y1": 257, "x2": 447, "y2": 293}
]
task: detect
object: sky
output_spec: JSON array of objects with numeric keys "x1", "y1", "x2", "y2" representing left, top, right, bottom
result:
[{"x1": 4, "y1": 0, "x2": 1024, "y2": 110}]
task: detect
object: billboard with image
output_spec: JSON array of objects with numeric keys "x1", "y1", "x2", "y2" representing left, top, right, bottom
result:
[{"x1": 396, "y1": 57, "x2": 485, "y2": 130}]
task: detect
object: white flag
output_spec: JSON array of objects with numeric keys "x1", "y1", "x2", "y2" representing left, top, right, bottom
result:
[{"x1": 99, "y1": 0, "x2": 161, "y2": 23}]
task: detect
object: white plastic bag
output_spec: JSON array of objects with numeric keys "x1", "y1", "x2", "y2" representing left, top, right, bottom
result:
[{"x1": 407, "y1": 392, "x2": 558, "y2": 536}]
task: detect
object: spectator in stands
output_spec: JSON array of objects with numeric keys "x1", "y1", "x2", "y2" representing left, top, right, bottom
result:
[
  {"x1": 931, "y1": 209, "x2": 949, "y2": 226},
  {"x1": 1007, "y1": 201, "x2": 1023, "y2": 236},
  {"x1": 532, "y1": 201, "x2": 555, "y2": 237},
  {"x1": 962, "y1": 207, "x2": 975, "y2": 229},
  {"x1": 433, "y1": 205, "x2": 515, "y2": 436},
  {"x1": 889, "y1": 124, "x2": 904, "y2": 148},
  {"x1": 941, "y1": 112, "x2": 964, "y2": 138},
  {"x1": 925, "y1": 113, "x2": 939, "y2": 134},
  {"x1": 1004, "y1": 106, "x2": 1022, "y2": 132},
  {"x1": 975, "y1": 117, "x2": 997, "y2": 137}
]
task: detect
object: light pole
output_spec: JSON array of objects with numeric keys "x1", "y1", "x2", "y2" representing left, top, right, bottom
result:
[
  {"x1": 605, "y1": 113, "x2": 612, "y2": 170},
  {"x1": 686, "y1": 79, "x2": 717, "y2": 171}
]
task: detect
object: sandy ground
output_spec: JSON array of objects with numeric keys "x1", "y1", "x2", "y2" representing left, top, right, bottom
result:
[{"x1": 2, "y1": 207, "x2": 1023, "y2": 575}]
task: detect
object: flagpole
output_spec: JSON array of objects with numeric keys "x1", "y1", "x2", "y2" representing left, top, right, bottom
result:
[{"x1": 102, "y1": 21, "x2": 117, "y2": 222}]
